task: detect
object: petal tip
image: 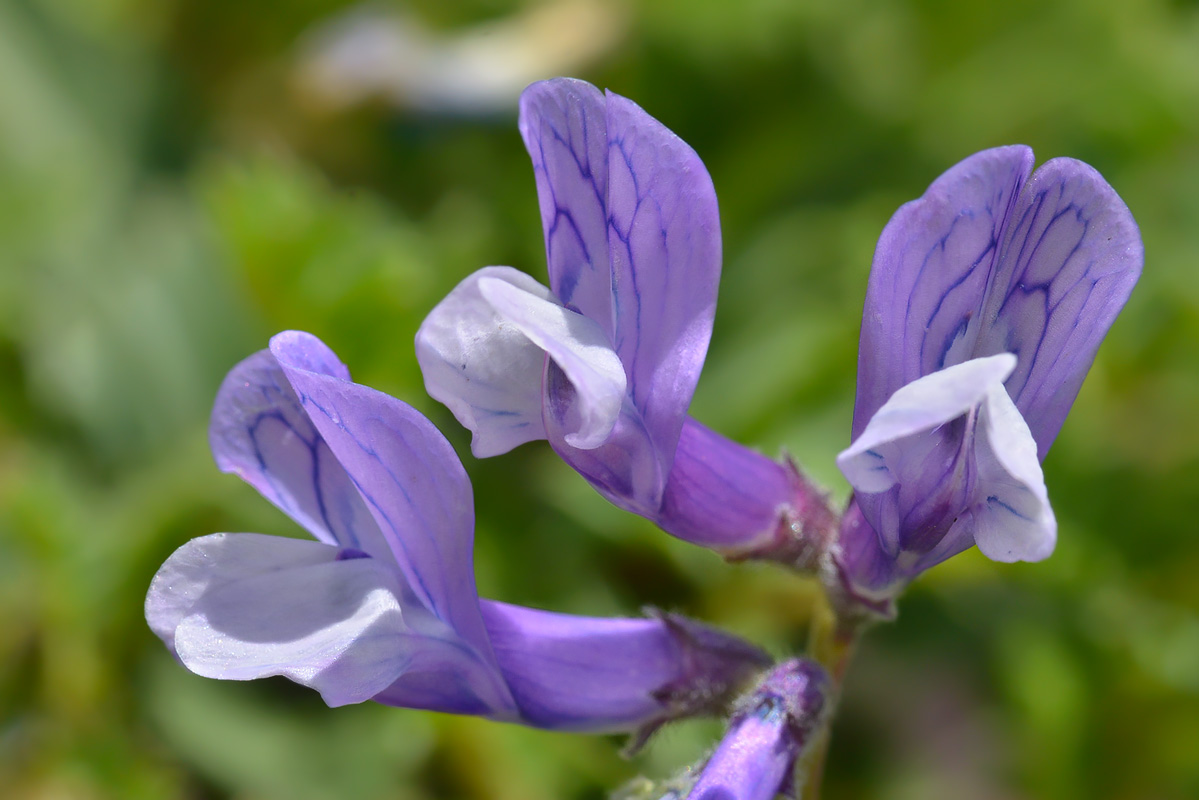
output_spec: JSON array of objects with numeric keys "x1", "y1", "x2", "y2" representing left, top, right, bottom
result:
[{"x1": 269, "y1": 330, "x2": 351, "y2": 381}]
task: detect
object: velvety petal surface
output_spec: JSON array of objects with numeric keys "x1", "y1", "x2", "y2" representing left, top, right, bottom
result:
[
  {"x1": 685, "y1": 704, "x2": 796, "y2": 800},
  {"x1": 415, "y1": 267, "x2": 552, "y2": 457},
  {"x1": 603, "y1": 89, "x2": 721, "y2": 467},
  {"x1": 271, "y1": 331, "x2": 500, "y2": 674},
  {"x1": 520, "y1": 78, "x2": 722, "y2": 479},
  {"x1": 149, "y1": 533, "x2": 422, "y2": 708},
  {"x1": 854, "y1": 146, "x2": 1033, "y2": 438},
  {"x1": 478, "y1": 601, "x2": 680, "y2": 732},
  {"x1": 478, "y1": 274, "x2": 626, "y2": 449},
  {"x1": 519, "y1": 78, "x2": 613, "y2": 330},
  {"x1": 972, "y1": 158, "x2": 1143, "y2": 458},
  {"x1": 656, "y1": 418, "x2": 798, "y2": 552},
  {"x1": 208, "y1": 349, "x2": 393, "y2": 560}
]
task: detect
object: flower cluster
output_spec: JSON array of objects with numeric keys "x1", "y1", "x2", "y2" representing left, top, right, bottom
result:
[{"x1": 147, "y1": 78, "x2": 1140, "y2": 798}]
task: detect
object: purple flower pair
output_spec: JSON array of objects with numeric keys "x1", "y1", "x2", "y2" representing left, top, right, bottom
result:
[
  {"x1": 414, "y1": 80, "x2": 1141, "y2": 601},
  {"x1": 145, "y1": 80, "x2": 794, "y2": 749}
]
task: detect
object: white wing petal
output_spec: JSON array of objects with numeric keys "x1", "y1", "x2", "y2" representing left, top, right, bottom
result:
[
  {"x1": 837, "y1": 353, "x2": 1017, "y2": 494},
  {"x1": 416, "y1": 267, "x2": 555, "y2": 457}
]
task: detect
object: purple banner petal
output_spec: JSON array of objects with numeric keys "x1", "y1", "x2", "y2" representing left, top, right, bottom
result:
[
  {"x1": 973, "y1": 158, "x2": 1143, "y2": 457},
  {"x1": 604, "y1": 90, "x2": 721, "y2": 467},
  {"x1": 519, "y1": 78, "x2": 613, "y2": 330},
  {"x1": 520, "y1": 79, "x2": 722, "y2": 492},
  {"x1": 854, "y1": 146, "x2": 1033, "y2": 438},
  {"x1": 208, "y1": 348, "x2": 392, "y2": 561},
  {"x1": 270, "y1": 331, "x2": 498, "y2": 671}
]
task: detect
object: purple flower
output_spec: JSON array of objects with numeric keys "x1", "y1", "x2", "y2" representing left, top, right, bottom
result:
[
  {"x1": 836, "y1": 146, "x2": 1142, "y2": 597},
  {"x1": 146, "y1": 331, "x2": 769, "y2": 731},
  {"x1": 416, "y1": 78, "x2": 831, "y2": 558},
  {"x1": 682, "y1": 659, "x2": 829, "y2": 800}
]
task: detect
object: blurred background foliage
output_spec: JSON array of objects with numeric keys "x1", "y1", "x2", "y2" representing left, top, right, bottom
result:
[{"x1": 0, "y1": 0, "x2": 1196, "y2": 797}]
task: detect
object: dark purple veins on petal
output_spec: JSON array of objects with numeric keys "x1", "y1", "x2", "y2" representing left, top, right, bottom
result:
[
  {"x1": 602, "y1": 90, "x2": 721, "y2": 469},
  {"x1": 271, "y1": 332, "x2": 500, "y2": 673},
  {"x1": 335, "y1": 547, "x2": 372, "y2": 561},
  {"x1": 247, "y1": 409, "x2": 361, "y2": 551},
  {"x1": 292, "y1": 392, "x2": 438, "y2": 602},
  {"x1": 209, "y1": 349, "x2": 386, "y2": 559},
  {"x1": 519, "y1": 78, "x2": 613, "y2": 332},
  {"x1": 971, "y1": 158, "x2": 1141, "y2": 457},
  {"x1": 853, "y1": 146, "x2": 1034, "y2": 438}
]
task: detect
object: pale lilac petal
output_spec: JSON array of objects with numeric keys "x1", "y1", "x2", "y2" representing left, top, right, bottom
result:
[
  {"x1": 149, "y1": 533, "x2": 416, "y2": 708},
  {"x1": 966, "y1": 385, "x2": 1056, "y2": 562},
  {"x1": 519, "y1": 78, "x2": 613, "y2": 329},
  {"x1": 840, "y1": 354, "x2": 1018, "y2": 569},
  {"x1": 415, "y1": 267, "x2": 551, "y2": 458},
  {"x1": 478, "y1": 275, "x2": 626, "y2": 449},
  {"x1": 270, "y1": 331, "x2": 497, "y2": 669},
  {"x1": 854, "y1": 146, "x2": 1034, "y2": 438},
  {"x1": 604, "y1": 90, "x2": 721, "y2": 466},
  {"x1": 972, "y1": 158, "x2": 1143, "y2": 457},
  {"x1": 207, "y1": 348, "x2": 392, "y2": 560},
  {"x1": 838, "y1": 353, "x2": 1018, "y2": 494}
]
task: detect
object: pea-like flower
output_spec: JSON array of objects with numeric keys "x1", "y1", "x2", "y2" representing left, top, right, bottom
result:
[
  {"x1": 146, "y1": 331, "x2": 769, "y2": 731},
  {"x1": 417, "y1": 78, "x2": 832, "y2": 559},
  {"x1": 836, "y1": 146, "x2": 1142, "y2": 598}
]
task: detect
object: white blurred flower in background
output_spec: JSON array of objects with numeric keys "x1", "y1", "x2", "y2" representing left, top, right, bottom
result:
[{"x1": 296, "y1": 0, "x2": 628, "y2": 115}]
